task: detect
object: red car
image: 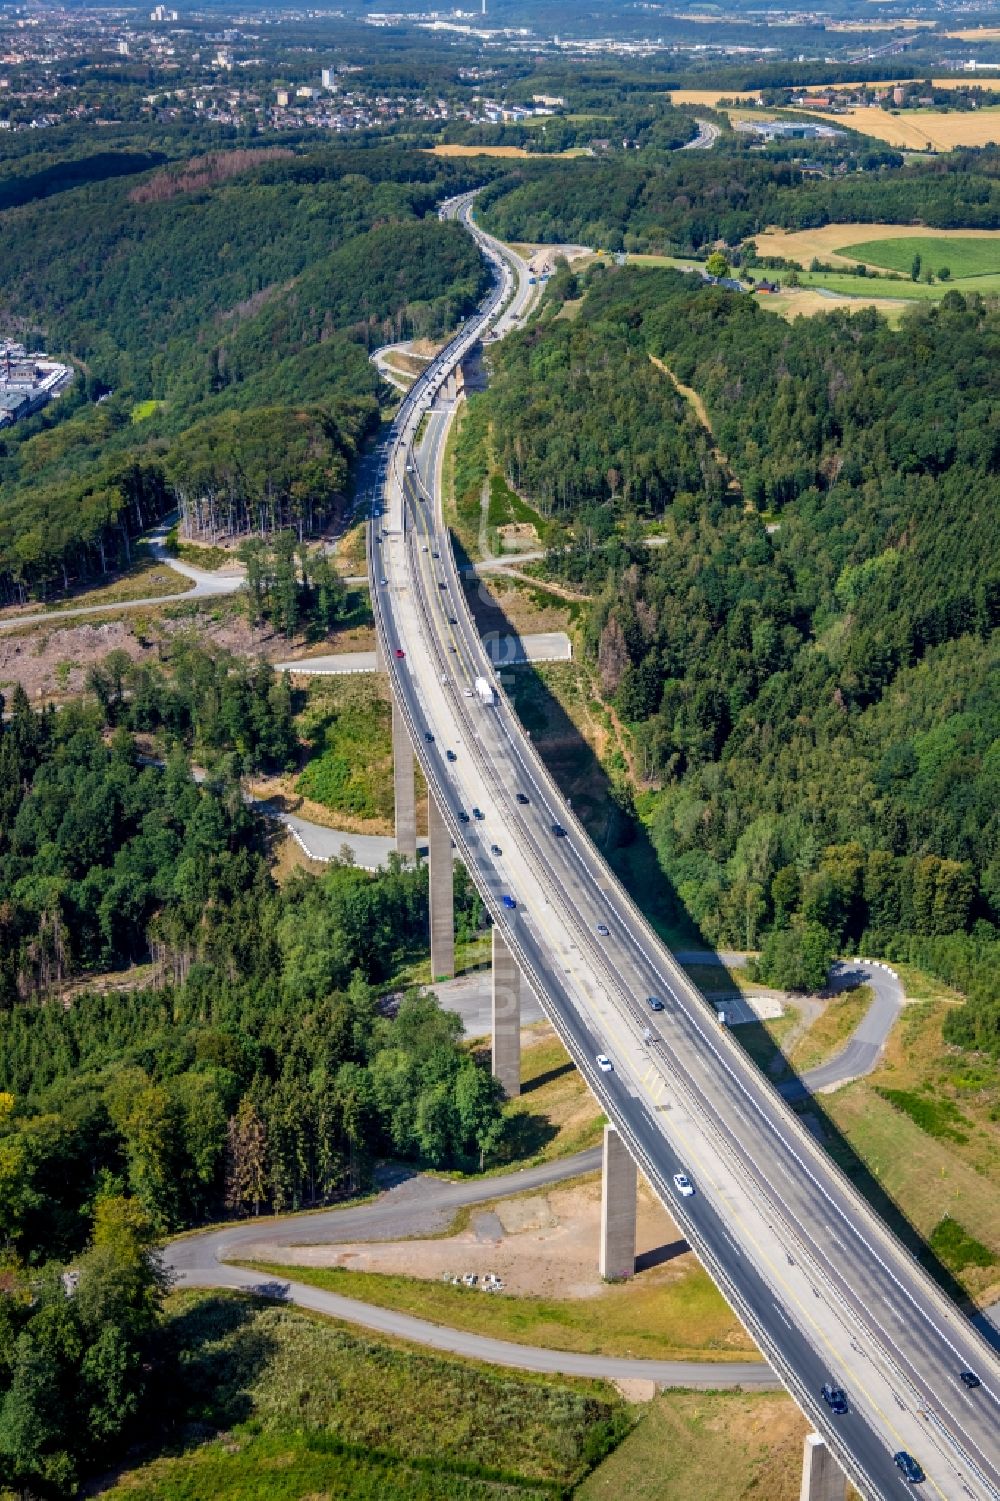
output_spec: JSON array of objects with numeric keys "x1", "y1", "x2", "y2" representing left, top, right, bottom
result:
[{"x1": 395, "y1": 648, "x2": 405, "y2": 659}]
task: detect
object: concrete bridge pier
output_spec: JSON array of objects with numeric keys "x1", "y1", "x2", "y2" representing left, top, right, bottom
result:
[
  {"x1": 427, "y1": 789, "x2": 455, "y2": 981},
  {"x1": 392, "y1": 701, "x2": 417, "y2": 861},
  {"x1": 599, "y1": 1124, "x2": 637, "y2": 1280},
  {"x1": 491, "y1": 927, "x2": 522, "y2": 1098},
  {"x1": 799, "y1": 1433, "x2": 847, "y2": 1501}
]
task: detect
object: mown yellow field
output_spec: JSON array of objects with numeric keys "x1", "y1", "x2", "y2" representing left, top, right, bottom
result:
[
  {"x1": 823, "y1": 78, "x2": 998, "y2": 93},
  {"x1": 796, "y1": 104, "x2": 1000, "y2": 151},
  {"x1": 945, "y1": 27, "x2": 1000, "y2": 40},
  {"x1": 426, "y1": 144, "x2": 587, "y2": 160},
  {"x1": 759, "y1": 289, "x2": 908, "y2": 324},
  {"x1": 753, "y1": 222, "x2": 1000, "y2": 267},
  {"x1": 427, "y1": 144, "x2": 538, "y2": 159},
  {"x1": 668, "y1": 88, "x2": 761, "y2": 108}
]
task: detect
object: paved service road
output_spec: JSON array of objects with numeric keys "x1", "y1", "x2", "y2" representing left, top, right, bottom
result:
[
  {"x1": 164, "y1": 1147, "x2": 776, "y2": 1389},
  {"x1": 370, "y1": 191, "x2": 1000, "y2": 1501},
  {"x1": 0, "y1": 520, "x2": 242, "y2": 633},
  {"x1": 781, "y1": 960, "x2": 905, "y2": 1100},
  {"x1": 272, "y1": 634, "x2": 571, "y2": 677},
  {"x1": 430, "y1": 969, "x2": 545, "y2": 1037}
]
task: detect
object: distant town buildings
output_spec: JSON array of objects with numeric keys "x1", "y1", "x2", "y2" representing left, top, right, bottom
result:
[
  {"x1": 735, "y1": 118, "x2": 845, "y2": 141},
  {"x1": 0, "y1": 342, "x2": 72, "y2": 428}
]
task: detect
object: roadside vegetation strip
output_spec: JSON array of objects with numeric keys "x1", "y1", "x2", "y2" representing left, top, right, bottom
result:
[
  {"x1": 0, "y1": 556, "x2": 192, "y2": 624},
  {"x1": 239, "y1": 1262, "x2": 759, "y2": 1364},
  {"x1": 789, "y1": 984, "x2": 873, "y2": 1074},
  {"x1": 821, "y1": 1003, "x2": 1000, "y2": 1300},
  {"x1": 96, "y1": 1288, "x2": 629, "y2": 1501},
  {"x1": 576, "y1": 1388, "x2": 812, "y2": 1501}
]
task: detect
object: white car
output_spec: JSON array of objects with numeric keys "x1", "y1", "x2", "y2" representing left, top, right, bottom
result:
[
  {"x1": 596, "y1": 1054, "x2": 613, "y2": 1074},
  {"x1": 673, "y1": 1172, "x2": 695, "y2": 1198}
]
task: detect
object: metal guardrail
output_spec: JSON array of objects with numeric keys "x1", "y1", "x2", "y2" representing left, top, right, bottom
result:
[{"x1": 367, "y1": 200, "x2": 1000, "y2": 1501}]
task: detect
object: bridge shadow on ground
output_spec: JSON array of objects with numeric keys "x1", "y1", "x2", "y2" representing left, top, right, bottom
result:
[
  {"x1": 455, "y1": 536, "x2": 998, "y2": 1347},
  {"x1": 520, "y1": 1059, "x2": 576, "y2": 1093},
  {"x1": 635, "y1": 1238, "x2": 690, "y2": 1273},
  {"x1": 454, "y1": 539, "x2": 701, "y2": 953},
  {"x1": 735, "y1": 1022, "x2": 1000, "y2": 1350}
]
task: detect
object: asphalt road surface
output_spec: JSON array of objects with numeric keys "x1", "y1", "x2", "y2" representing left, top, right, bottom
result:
[
  {"x1": 683, "y1": 118, "x2": 721, "y2": 149},
  {"x1": 164, "y1": 1147, "x2": 776, "y2": 1388},
  {"x1": 369, "y1": 191, "x2": 1000, "y2": 1501},
  {"x1": 781, "y1": 960, "x2": 904, "y2": 1100}
]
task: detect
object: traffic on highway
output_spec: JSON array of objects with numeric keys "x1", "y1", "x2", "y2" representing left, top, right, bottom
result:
[{"x1": 368, "y1": 192, "x2": 1000, "y2": 1501}]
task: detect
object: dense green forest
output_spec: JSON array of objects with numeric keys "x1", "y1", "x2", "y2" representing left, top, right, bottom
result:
[
  {"x1": 478, "y1": 148, "x2": 1000, "y2": 253},
  {"x1": 462, "y1": 266, "x2": 999, "y2": 1049},
  {"x1": 0, "y1": 143, "x2": 491, "y2": 600},
  {"x1": 0, "y1": 668, "x2": 499, "y2": 1232},
  {"x1": 0, "y1": 652, "x2": 501, "y2": 1495}
]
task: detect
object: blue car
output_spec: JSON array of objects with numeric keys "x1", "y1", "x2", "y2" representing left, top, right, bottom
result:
[
  {"x1": 502, "y1": 894, "x2": 517, "y2": 910},
  {"x1": 894, "y1": 1452, "x2": 924, "y2": 1485}
]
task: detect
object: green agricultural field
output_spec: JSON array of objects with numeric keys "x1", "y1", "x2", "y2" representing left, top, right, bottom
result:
[
  {"x1": 841, "y1": 234, "x2": 1000, "y2": 279},
  {"x1": 99, "y1": 1290, "x2": 629, "y2": 1500},
  {"x1": 793, "y1": 269, "x2": 1000, "y2": 301}
]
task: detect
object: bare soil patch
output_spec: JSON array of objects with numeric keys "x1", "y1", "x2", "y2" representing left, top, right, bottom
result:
[
  {"x1": 0, "y1": 604, "x2": 371, "y2": 705},
  {"x1": 248, "y1": 1177, "x2": 685, "y2": 1300}
]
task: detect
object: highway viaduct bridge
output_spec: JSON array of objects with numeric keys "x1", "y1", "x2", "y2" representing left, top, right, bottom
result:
[{"x1": 368, "y1": 193, "x2": 1000, "y2": 1501}]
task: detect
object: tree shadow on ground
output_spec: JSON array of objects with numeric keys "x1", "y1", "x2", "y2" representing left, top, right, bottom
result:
[
  {"x1": 164, "y1": 1292, "x2": 284, "y2": 1430},
  {"x1": 497, "y1": 1109, "x2": 559, "y2": 1163},
  {"x1": 451, "y1": 538, "x2": 997, "y2": 1344}
]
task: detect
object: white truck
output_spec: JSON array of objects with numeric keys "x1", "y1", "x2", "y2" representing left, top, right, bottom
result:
[{"x1": 474, "y1": 676, "x2": 496, "y2": 707}]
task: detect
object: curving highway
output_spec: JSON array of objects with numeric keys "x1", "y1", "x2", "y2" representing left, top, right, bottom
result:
[{"x1": 369, "y1": 192, "x2": 1000, "y2": 1501}]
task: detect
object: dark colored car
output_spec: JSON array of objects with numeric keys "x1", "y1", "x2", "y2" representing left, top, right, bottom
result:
[
  {"x1": 424, "y1": 731, "x2": 434, "y2": 743},
  {"x1": 448, "y1": 616, "x2": 458, "y2": 625},
  {"x1": 457, "y1": 810, "x2": 470, "y2": 823},
  {"x1": 894, "y1": 1452, "x2": 924, "y2": 1484},
  {"x1": 472, "y1": 807, "x2": 485, "y2": 820},
  {"x1": 502, "y1": 894, "x2": 517, "y2": 910},
  {"x1": 647, "y1": 996, "x2": 665, "y2": 1013},
  {"x1": 490, "y1": 843, "x2": 502, "y2": 856},
  {"x1": 446, "y1": 749, "x2": 457, "y2": 762},
  {"x1": 821, "y1": 1384, "x2": 848, "y2": 1415},
  {"x1": 395, "y1": 648, "x2": 405, "y2": 659},
  {"x1": 516, "y1": 793, "x2": 529, "y2": 805},
  {"x1": 959, "y1": 1371, "x2": 981, "y2": 1389},
  {"x1": 438, "y1": 581, "x2": 448, "y2": 590},
  {"x1": 551, "y1": 822, "x2": 567, "y2": 837}
]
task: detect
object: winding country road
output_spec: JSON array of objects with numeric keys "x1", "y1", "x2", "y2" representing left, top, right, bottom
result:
[
  {"x1": 165, "y1": 1147, "x2": 778, "y2": 1388},
  {"x1": 163, "y1": 957, "x2": 907, "y2": 1389}
]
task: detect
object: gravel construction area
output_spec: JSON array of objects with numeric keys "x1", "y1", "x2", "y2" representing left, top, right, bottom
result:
[{"x1": 237, "y1": 1176, "x2": 692, "y2": 1301}]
